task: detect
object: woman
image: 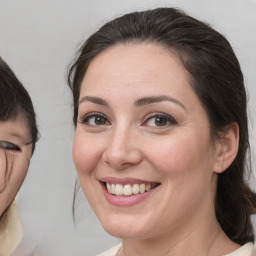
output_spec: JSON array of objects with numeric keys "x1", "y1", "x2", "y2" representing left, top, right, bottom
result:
[
  {"x1": 0, "y1": 57, "x2": 38, "y2": 255},
  {"x1": 68, "y1": 8, "x2": 256, "y2": 256}
]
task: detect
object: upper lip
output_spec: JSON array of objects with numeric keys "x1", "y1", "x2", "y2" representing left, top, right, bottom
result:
[{"x1": 99, "y1": 177, "x2": 160, "y2": 185}]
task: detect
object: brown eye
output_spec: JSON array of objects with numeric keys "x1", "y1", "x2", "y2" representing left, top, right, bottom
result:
[
  {"x1": 154, "y1": 117, "x2": 168, "y2": 126},
  {"x1": 81, "y1": 113, "x2": 110, "y2": 126},
  {"x1": 94, "y1": 116, "x2": 107, "y2": 125},
  {"x1": 143, "y1": 113, "x2": 177, "y2": 127},
  {"x1": 0, "y1": 141, "x2": 21, "y2": 151}
]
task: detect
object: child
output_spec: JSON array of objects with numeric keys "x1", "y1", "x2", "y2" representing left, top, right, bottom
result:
[{"x1": 0, "y1": 57, "x2": 38, "y2": 256}]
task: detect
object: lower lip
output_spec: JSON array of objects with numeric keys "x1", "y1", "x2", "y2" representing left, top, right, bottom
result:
[{"x1": 101, "y1": 183, "x2": 158, "y2": 206}]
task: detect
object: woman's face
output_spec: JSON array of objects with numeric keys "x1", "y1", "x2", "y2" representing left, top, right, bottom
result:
[
  {"x1": 0, "y1": 114, "x2": 32, "y2": 216},
  {"x1": 73, "y1": 44, "x2": 221, "y2": 240}
]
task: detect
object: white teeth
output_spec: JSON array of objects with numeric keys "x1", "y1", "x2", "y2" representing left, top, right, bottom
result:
[
  {"x1": 132, "y1": 184, "x2": 140, "y2": 194},
  {"x1": 115, "y1": 184, "x2": 123, "y2": 196},
  {"x1": 139, "y1": 184, "x2": 145, "y2": 193},
  {"x1": 145, "y1": 184, "x2": 151, "y2": 191},
  {"x1": 111, "y1": 184, "x2": 115, "y2": 194},
  {"x1": 123, "y1": 185, "x2": 132, "y2": 196},
  {"x1": 106, "y1": 183, "x2": 111, "y2": 191},
  {"x1": 106, "y1": 182, "x2": 154, "y2": 196}
]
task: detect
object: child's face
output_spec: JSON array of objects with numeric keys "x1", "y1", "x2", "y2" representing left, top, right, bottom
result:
[{"x1": 0, "y1": 114, "x2": 32, "y2": 216}]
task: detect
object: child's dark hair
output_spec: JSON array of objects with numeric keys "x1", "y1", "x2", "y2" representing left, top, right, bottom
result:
[{"x1": 0, "y1": 57, "x2": 38, "y2": 152}]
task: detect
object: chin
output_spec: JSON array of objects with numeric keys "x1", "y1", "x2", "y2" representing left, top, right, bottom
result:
[
  {"x1": 97, "y1": 211, "x2": 153, "y2": 239},
  {"x1": 103, "y1": 224, "x2": 145, "y2": 239}
]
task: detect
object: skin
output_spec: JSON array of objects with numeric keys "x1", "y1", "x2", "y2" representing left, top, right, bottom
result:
[
  {"x1": 73, "y1": 43, "x2": 240, "y2": 256},
  {"x1": 0, "y1": 114, "x2": 32, "y2": 217}
]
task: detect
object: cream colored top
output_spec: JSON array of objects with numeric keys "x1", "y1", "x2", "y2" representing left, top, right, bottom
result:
[
  {"x1": 0, "y1": 201, "x2": 23, "y2": 256},
  {"x1": 97, "y1": 242, "x2": 254, "y2": 256}
]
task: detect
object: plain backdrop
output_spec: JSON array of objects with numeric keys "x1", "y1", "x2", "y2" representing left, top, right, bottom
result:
[{"x1": 0, "y1": 0, "x2": 255, "y2": 255}]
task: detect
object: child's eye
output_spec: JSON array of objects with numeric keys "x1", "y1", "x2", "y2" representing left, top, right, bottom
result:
[
  {"x1": 142, "y1": 113, "x2": 177, "y2": 127},
  {"x1": 79, "y1": 113, "x2": 111, "y2": 126},
  {"x1": 0, "y1": 141, "x2": 21, "y2": 151}
]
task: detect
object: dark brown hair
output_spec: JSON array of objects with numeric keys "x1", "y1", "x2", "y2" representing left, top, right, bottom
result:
[
  {"x1": 68, "y1": 7, "x2": 256, "y2": 244},
  {"x1": 0, "y1": 57, "x2": 38, "y2": 152}
]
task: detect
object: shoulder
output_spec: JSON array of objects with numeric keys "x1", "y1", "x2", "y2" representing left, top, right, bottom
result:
[
  {"x1": 0, "y1": 201, "x2": 23, "y2": 256},
  {"x1": 224, "y1": 243, "x2": 254, "y2": 256},
  {"x1": 97, "y1": 243, "x2": 122, "y2": 256}
]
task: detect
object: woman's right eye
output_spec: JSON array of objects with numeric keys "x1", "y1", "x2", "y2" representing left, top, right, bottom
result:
[
  {"x1": 79, "y1": 113, "x2": 111, "y2": 126},
  {"x1": 0, "y1": 141, "x2": 21, "y2": 151}
]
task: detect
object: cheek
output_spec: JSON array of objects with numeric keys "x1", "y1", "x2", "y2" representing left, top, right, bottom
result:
[
  {"x1": 146, "y1": 134, "x2": 214, "y2": 178},
  {"x1": 145, "y1": 135, "x2": 215, "y2": 218},
  {"x1": 0, "y1": 154, "x2": 29, "y2": 213},
  {"x1": 12, "y1": 146, "x2": 32, "y2": 187},
  {"x1": 11, "y1": 155, "x2": 30, "y2": 189},
  {"x1": 0, "y1": 150, "x2": 7, "y2": 192},
  {"x1": 72, "y1": 133, "x2": 106, "y2": 212},
  {"x1": 72, "y1": 132, "x2": 103, "y2": 177},
  {"x1": 0, "y1": 151, "x2": 29, "y2": 190}
]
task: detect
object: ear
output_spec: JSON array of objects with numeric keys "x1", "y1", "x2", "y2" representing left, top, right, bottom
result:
[{"x1": 213, "y1": 122, "x2": 239, "y2": 174}]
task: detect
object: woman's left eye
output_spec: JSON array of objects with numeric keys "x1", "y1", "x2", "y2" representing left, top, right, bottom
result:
[
  {"x1": 142, "y1": 113, "x2": 177, "y2": 127},
  {"x1": 0, "y1": 141, "x2": 21, "y2": 151}
]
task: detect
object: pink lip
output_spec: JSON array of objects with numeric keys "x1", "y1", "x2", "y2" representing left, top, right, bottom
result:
[{"x1": 100, "y1": 178, "x2": 160, "y2": 207}]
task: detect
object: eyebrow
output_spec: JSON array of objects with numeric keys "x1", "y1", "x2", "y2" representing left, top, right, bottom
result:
[
  {"x1": 79, "y1": 95, "x2": 186, "y2": 110},
  {"x1": 79, "y1": 96, "x2": 109, "y2": 106},
  {"x1": 134, "y1": 95, "x2": 186, "y2": 110}
]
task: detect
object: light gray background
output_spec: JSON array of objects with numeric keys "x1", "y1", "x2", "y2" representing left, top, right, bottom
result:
[{"x1": 0, "y1": 0, "x2": 255, "y2": 255}]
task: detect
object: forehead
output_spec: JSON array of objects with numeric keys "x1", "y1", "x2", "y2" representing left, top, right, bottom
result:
[
  {"x1": 87, "y1": 43, "x2": 184, "y2": 77},
  {"x1": 81, "y1": 43, "x2": 193, "y2": 98}
]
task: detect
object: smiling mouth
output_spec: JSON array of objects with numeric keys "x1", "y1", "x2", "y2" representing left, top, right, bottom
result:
[{"x1": 104, "y1": 182, "x2": 160, "y2": 196}]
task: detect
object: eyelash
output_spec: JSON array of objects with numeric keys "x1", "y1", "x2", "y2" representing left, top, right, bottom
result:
[
  {"x1": 142, "y1": 112, "x2": 177, "y2": 127},
  {"x1": 78, "y1": 112, "x2": 110, "y2": 126},
  {"x1": 79, "y1": 112, "x2": 177, "y2": 128},
  {"x1": 0, "y1": 141, "x2": 21, "y2": 151}
]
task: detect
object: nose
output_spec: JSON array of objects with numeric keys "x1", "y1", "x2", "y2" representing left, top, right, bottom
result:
[{"x1": 102, "y1": 126, "x2": 143, "y2": 170}]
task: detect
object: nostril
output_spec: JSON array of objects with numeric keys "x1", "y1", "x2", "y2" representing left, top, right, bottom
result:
[{"x1": 102, "y1": 136, "x2": 143, "y2": 169}]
